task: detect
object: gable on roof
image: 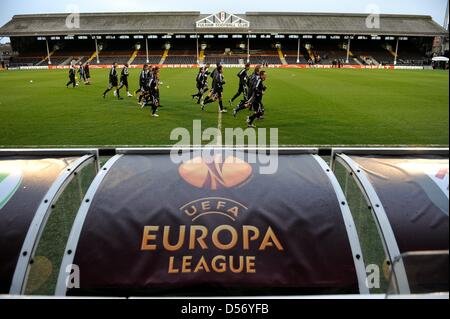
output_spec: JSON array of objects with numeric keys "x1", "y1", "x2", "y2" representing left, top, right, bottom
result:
[{"x1": 196, "y1": 11, "x2": 250, "y2": 29}]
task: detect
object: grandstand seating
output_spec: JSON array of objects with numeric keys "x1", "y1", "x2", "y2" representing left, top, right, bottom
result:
[
  {"x1": 162, "y1": 49, "x2": 196, "y2": 64},
  {"x1": 2, "y1": 12, "x2": 441, "y2": 69},
  {"x1": 283, "y1": 51, "x2": 308, "y2": 64},
  {"x1": 95, "y1": 55, "x2": 129, "y2": 65},
  {"x1": 205, "y1": 56, "x2": 241, "y2": 65},
  {"x1": 249, "y1": 56, "x2": 282, "y2": 64},
  {"x1": 5, "y1": 37, "x2": 432, "y2": 67},
  {"x1": 46, "y1": 57, "x2": 70, "y2": 65},
  {"x1": 164, "y1": 56, "x2": 196, "y2": 64},
  {"x1": 91, "y1": 50, "x2": 130, "y2": 64},
  {"x1": 131, "y1": 50, "x2": 164, "y2": 65},
  {"x1": 133, "y1": 56, "x2": 162, "y2": 65}
]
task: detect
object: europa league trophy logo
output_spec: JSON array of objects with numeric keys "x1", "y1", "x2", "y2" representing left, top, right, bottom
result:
[{"x1": 179, "y1": 155, "x2": 252, "y2": 190}]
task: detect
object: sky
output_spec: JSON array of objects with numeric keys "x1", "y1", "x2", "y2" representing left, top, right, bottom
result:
[{"x1": 0, "y1": 0, "x2": 448, "y2": 43}]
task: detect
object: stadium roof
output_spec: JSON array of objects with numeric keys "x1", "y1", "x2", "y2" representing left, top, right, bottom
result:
[{"x1": 0, "y1": 11, "x2": 447, "y2": 37}]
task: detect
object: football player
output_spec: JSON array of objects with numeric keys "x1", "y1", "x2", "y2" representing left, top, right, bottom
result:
[
  {"x1": 141, "y1": 68, "x2": 161, "y2": 117},
  {"x1": 232, "y1": 65, "x2": 261, "y2": 117},
  {"x1": 66, "y1": 63, "x2": 77, "y2": 88},
  {"x1": 135, "y1": 64, "x2": 150, "y2": 103},
  {"x1": 246, "y1": 70, "x2": 267, "y2": 128},
  {"x1": 230, "y1": 63, "x2": 250, "y2": 105},
  {"x1": 102, "y1": 62, "x2": 122, "y2": 99},
  {"x1": 118, "y1": 63, "x2": 133, "y2": 97},
  {"x1": 77, "y1": 61, "x2": 86, "y2": 84},
  {"x1": 201, "y1": 65, "x2": 227, "y2": 113},
  {"x1": 191, "y1": 63, "x2": 210, "y2": 104},
  {"x1": 84, "y1": 62, "x2": 91, "y2": 85}
]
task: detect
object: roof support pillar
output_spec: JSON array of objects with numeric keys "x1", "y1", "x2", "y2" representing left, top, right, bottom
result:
[
  {"x1": 394, "y1": 37, "x2": 399, "y2": 65},
  {"x1": 196, "y1": 34, "x2": 199, "y2": 65},
  {"x1": 0, "y1": 40, "x2": 3, "y2": 63},
  {"x1": 45, "y1": 38, "x2": 52, "y2": 65},
  {"x1": 94, "y1": 37, "x2": 100, "y2": 64},
  {"x1": 445, "y1": 0, "x2": 449, "y2": 29},
  {"x1": 345, "y1": 37, "x2": 351, "y2": 64},
  {"x1": 443, "y1": 0, "x2": 449, "y2": 54},
  {"x1": 145, "y1": 36, "x2": 149, "y2": 64},
  {"x1": 247, "y1": 33, "x2": 250, "y2": 64},
  {"x1": 297, "y1": 37, "x2": 301, "y2": 63}
]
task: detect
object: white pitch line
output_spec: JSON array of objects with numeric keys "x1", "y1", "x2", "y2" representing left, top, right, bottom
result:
[{"x1": 217, "y1": 106, "x2": 223, "y2": 146}]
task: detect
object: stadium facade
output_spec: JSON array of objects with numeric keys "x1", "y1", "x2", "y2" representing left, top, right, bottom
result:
[{"x1": 0, "y1": 11, "x2": 448, "y2": 69}]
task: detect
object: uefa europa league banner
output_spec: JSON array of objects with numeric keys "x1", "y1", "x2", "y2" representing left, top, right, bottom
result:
[
  {"x1": 351, "y1": 155, "x2": 449, "y2": 254},
  {"x1": 0, "y1": 157, "x2": 76, "y2": 293},
  {"x1": 69, "y1": 152, "x2": 359, "y2": 296}
]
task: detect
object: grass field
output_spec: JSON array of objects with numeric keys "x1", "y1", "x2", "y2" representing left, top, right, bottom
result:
[{"x1": 0, "y1": 68, "x2": 448, "y2": 146}]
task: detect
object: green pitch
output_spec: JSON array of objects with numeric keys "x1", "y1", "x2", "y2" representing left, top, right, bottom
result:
[{"x1": 0, "y1": 68, "x2": 448, "y2": 146}]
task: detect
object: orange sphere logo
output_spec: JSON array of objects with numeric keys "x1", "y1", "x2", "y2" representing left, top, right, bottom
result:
[{"x1": 179, "y1": 155, "x2": 252, "y2": 190}]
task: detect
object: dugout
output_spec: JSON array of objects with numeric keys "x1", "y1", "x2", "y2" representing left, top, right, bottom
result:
[
  {"x1": 0, "y1": 149, "x2": 99, "y2": 295},
  {"x1": 54, "y1": 148, "x2": 368, "y2": 296},
  {"x1": 331, "y1": 148, "x2": 449, "y2": 295},
  {"x1": 0, "y1": 148, "x2": 448, "y2": 297}
]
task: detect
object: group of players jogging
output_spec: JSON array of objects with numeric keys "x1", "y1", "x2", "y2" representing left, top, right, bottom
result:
[
  {"x1": 96, "y1": 62, "x2": 161, "y2": 117},
  {"x1": 66, "y1": 61, "x2": 91, "y2": 87},
  {"x1": 193, "y1": 62, "x2": 267, "y2": 128},
  {"x1": 101, "y1": 62, "x2": 162, "y2": 117},
  {"x1": 67, "y1": 61, "x2": 267, "y2": 126}
]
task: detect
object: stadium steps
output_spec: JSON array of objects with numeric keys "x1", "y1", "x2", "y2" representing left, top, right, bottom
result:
[
  {"x1": 353, "y1": 57, "x2": 363, "y2": 65},
  {"x1": 128, "y1": 48, "x2": 140, "y2": 65},
  {"x1": 277, "y1": 47, "x2": 287, "y2": 65},
  {"x1": 36, "y1": 50, "x2": 56, "y2": 66},
  {"x1": 386, "y1": 47, "x2": 398, "y2": 61},
  {"x1": 87, "y1": 51, "x2": 98, "y2": 63},
  {"x1": 59, "y1": 56, "x2": 74, "y2": 66},
  {"x1": 367, "y1": 56, "x2": 380, "y2": 66},
  {"x1": 307, "y1": 48, "x2": 315, "y2": 61},
  {"x1": 341, "y1": 48, "x2": 362, "y2": 65},
  {"x1": 159, "y1": 49, "x2": 170, "y2": 65},
  {"x1": 347, "y1": 50, "x2": 364, "y2": 65},
  {"x1": 199, "y1": 49, "x2": 205, "y2": 64},
  {"x1": 72, "y1": 56, "x2": 85, "y2": 65}
]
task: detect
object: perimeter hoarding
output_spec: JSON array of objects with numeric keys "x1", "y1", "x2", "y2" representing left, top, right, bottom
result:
[
  {"x1": 0, "y1": 156, "x2": 77, "y2": 293},
  {"x1": 62, "y1": 152, "x2": 362, "y2": 296}
]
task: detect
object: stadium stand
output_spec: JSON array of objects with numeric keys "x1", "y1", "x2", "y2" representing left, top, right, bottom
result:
[
  {"x1": 0, "y1": 43, "x2": 12, "y2": 68},
  {"x1": 133, "y1": 55, "x2": 162, "y2": 65},
  {"x1": 164, "y1": 55, "x2": 196, "y2": 64},
  {"x1": 0, "y1": 12, "x2": 446, "y2": 67}
]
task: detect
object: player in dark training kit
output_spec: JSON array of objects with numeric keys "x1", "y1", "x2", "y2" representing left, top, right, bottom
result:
[
  {"x1": 136, "y1": 64, "x2": 150, "y2": 103},
  {"x1": 141, "y1": 68, "x2": 161, "y2": 117},
  {"x1": 66, "y1": 63, "x2": 77, "y2": 88},
  {"x1": 78, "y1": 61, "x2": 86, "y2": 84},
  {"x1": 118, "y1": 63, "x2": 133, "y2": 97},
  {"x1": 209, "y1": 62, "x2": 220, "y2": 88},
  {"x1": 232, "y1": 65, "x2": 262, "y2": 117},
  {"x1": 84, "y1": 62, "x2": 91, "y2": 85},
  {"x1": 191, "y1": 64, "x2": 210, "y2": 104},
  {"x1": 246, "y1": 70, "x2": 267, "y2": 128},
  {"x1": 201, "y1": 65, "x2": 227, "y2": 113},
  {"x1": 230, "y1": 63, "x2": 250, "y2": 105},
  {"x1": 102, "y1": 62, "x2": 122, "y2": 99}
]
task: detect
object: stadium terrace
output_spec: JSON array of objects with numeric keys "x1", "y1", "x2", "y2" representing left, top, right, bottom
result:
[{"x1": 0, "y1": 11, "x2": 447, "y2": 69}]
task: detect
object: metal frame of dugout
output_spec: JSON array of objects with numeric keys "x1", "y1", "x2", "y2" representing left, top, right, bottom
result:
[
  {"x1": 0, "y1": 147, "x2": 448, "y2": 298},
  {"x1": 0, "y1": 149, "x2": 99, "y2": 295},
  {"x1": 331, "y1": 148, "x2": 449, "y2": 295}
]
